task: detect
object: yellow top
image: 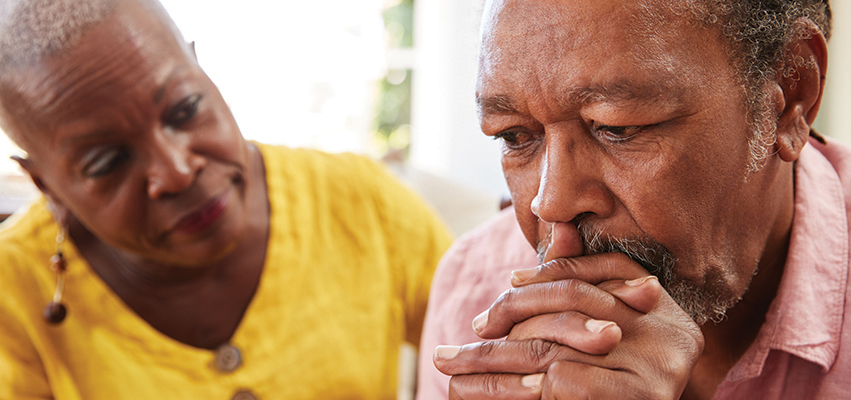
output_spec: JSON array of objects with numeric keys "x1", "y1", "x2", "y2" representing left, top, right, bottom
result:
[{"x1": 0, "y1": 144, "x2": 453, "y2": 400}]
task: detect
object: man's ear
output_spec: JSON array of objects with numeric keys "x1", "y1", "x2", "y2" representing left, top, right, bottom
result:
[
  {"x1": 11, "y1": 155, "x2": 71, "y2": 226},
  {"x1": 774, "y1": 18, "x2": 828, "y2": 162}
]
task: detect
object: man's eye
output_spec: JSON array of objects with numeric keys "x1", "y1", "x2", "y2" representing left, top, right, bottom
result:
[
  {"x1": 593, "y1": 123, "x2": 644, "y2": 141},
  {"x1": 166, "y1": 94, "x2": 202, "y2": 126},
  {"x1": 494, "y1": 130, "x2": 539, "y2": 149},
  {"x1": 84, "y1": 148, "x2": 129, "y2": 177}
]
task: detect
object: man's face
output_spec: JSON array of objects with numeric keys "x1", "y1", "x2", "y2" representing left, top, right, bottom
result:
[
  {"x1": 478, "y1": 0, "x2": 787, "y2": 320},
  {"x1": 0, "y1": 0, "x2": 253, "y2": 266}
]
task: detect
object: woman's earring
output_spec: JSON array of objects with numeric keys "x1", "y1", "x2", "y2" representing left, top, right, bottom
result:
[{"x1": 43, "y1": 226, "x2": 68, "y2": 324}]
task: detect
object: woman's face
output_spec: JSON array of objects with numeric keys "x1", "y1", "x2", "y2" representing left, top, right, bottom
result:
[{"x1": 2, "y1": 2, "x2": 255, "y2": 266}]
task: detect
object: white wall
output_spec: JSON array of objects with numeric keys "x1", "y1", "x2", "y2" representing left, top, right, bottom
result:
[
  {"x1": 410, "y1": 0, "x2": 508, "y2": 200},
  {"x1": 814, "y1": 1, "x2": 851, "y2": 142},
  {"x1": 160, "y1": 0, "x2": 386, "y2": 154}
]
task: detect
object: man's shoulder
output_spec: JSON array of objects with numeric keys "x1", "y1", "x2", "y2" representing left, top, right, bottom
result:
[
  {"x1": 445, "y1": 206, "x2": 537, "y2": 269},
  {"x1": 461, "y1": 206, "x2": 523, "y2": 242},
  {"x1": 805, "y1": 137, "x2": 851, "y2": 209},
  {"x1": 807, "y1": 135, "x2": 851, "y2": 174}
]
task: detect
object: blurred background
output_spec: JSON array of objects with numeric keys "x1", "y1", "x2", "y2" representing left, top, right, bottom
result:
[{"x1": 0, "y1": 1, "x2": 847, "y2": 397}]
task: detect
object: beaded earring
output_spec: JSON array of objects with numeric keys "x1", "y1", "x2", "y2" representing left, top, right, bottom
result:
[{"x1": 43, "y1": 226, "x2": 68, "y2": 324}]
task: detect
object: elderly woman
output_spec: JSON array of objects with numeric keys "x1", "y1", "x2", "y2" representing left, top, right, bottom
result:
[{"x1": 0, "y1": 0, "x2": 452, "y2": 398}]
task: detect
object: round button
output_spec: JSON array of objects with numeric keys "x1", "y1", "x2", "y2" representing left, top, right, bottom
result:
[
  {"x1": 232, "y1": 390, "x2": 257, "y2": 400},
  {"x1": 215, "y1": 344, "x2": 242, "y2": 372}
]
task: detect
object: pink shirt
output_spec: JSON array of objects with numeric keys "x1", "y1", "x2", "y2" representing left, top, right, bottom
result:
[{"x1": 417, "y1": 137, "x2": 851, "y2": 399}]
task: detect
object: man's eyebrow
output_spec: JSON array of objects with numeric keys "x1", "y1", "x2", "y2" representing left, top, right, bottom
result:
[
  {"x1": 568, "y1": 82, "x2": 674, "y2": 106},
  {"x1": 477, "y1": 82, "x2": 678, "y2": 116},
  {"x1": 476, "y1": 94, "x2": 521, "y2": 115}
]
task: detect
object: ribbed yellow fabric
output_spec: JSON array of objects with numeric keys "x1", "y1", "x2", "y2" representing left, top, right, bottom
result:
[{"x1": 0, "y1": 143, "x2": 453, "y2": 400}]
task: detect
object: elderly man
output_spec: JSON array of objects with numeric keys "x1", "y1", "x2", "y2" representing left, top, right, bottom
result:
[{"x1": 418, "y1": 0, "x2": 847, "y2": 398}]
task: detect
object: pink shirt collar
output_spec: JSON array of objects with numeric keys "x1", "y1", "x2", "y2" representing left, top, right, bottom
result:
[{"x1": 726, "y1": 141, "x2": 850, "y2": 381}]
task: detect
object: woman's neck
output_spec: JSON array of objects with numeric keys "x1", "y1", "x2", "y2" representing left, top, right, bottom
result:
[{"x1": 67, "y1": 144, "x2": 271, "y2": 348}]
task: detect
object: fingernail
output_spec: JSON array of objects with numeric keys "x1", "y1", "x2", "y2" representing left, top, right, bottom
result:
[
  {"x1": 511, "y1": 267, "x2": 539, "y2": 284},
  {"x1": 472, "y1": 310, "x2": 489, "y2": 334},
  {"x1": 585, "y1": 319, "x2": 616, "y2": 334},
  {"x1": 549, "y1": 224, "x2": 556, "y2": 245},
  {"x1": 625, "y1": 275, "x2": 658, "y2": 287},
  {"x1": 434, "y1": 345, "x2": 461, "y2": 360},
  {"x1": 521, "y1": 373, "x2": 545, "y2": 389}
]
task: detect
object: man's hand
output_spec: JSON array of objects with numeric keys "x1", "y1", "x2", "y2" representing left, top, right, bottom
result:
[{"x1": 433, "y1": 223, "x2": 703, "y2": 399}]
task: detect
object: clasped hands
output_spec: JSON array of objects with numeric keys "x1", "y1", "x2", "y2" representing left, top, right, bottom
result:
[{"x1": 433, "y1": 223, "x2": 704, "y2": 399}]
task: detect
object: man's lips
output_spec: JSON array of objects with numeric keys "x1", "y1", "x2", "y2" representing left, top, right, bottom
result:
[{"x1": 172, "y1": 191, "x2": 229, "y2": 235}]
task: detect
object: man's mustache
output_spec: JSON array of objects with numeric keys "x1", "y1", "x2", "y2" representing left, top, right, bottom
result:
[{"x1": 536, "y1": 222, "x2": 677, "y2": 288}]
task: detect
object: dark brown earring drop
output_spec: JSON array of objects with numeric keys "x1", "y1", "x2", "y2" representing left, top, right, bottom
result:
[{"x1": 44, "y1": 227, "x2": 68, "y2": 324}]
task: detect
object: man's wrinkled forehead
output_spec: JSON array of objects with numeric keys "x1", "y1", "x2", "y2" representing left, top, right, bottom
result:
[
  {"x1": 480, "y1": 0, "x2": 699, "y2": 61},
  {"x1": 476, "y1": 0, "x2": 704, "y2": 107}
]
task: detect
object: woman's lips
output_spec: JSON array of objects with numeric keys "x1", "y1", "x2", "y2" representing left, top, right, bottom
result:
[{"x1": 172, "y1": 191, "x2": 229, "y2": 235}]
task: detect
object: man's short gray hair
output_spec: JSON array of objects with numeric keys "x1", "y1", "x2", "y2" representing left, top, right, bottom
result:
[{"x1": 698, "y1": 1, "x2": 832, "y2": 172}]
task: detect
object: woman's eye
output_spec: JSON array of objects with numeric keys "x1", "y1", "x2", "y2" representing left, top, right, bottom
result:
[
  {"x1": 166, "y1": 94, "x2": 202, "y2": 126},
  {"x1": 84, "y1": 148, "x2": 129, "y2": 178}
]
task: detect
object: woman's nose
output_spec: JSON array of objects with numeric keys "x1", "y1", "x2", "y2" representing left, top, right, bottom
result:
[{"x1": 145, "y1": 133, "x2": 205, "y2": 199}]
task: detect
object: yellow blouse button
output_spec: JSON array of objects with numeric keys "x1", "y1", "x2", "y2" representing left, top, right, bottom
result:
[
  {"x1": 214, "y1": 343, "x2": 242, "y2": 372},
  {"x1": 232, "y1": 390, "x2": 257, "y2": 400}
]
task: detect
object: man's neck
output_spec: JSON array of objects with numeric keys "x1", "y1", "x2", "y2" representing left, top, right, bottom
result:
[{"x1": 683, "y1": 164, "x2": 796, "y2": 399}]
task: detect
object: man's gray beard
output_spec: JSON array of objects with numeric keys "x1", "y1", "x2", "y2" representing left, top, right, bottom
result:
[{"x1": 537, "y1": 223, "x2": 742, "y2": 325}]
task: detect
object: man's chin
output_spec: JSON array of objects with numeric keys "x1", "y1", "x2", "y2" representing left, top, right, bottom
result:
[{"x1": 665, "y1": 275, "x2": 742, "y2": 326}]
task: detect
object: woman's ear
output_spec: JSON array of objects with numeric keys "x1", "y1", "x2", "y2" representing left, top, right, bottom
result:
[
  {"x1": 11, "y1": 155, "x2": 70, "y2": 226},
  {"x1": 774, "y1": 18, "x2": 828, "y2": 162}
]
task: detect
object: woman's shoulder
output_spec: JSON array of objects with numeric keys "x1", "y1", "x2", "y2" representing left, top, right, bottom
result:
[
  {"x1": 0, "y1": 198, "x2": 55, "y2": 256},
  {"x1": 255, "y1": 142, "x2": 384, "y2": 175},
  {"x1": 0, "y1": 198, "x2": 55, "y2": 300},
  {"x1": 255, "y1": 142, "x2": 403, "y2": 203}
]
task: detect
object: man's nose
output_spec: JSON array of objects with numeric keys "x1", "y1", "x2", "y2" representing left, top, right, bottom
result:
[
  {"x1": 530, "y1": 133, "x2": 614, "y2": 224},
  {"x1": 145, "y1": 130, "x2": 205, "y2": 199}
]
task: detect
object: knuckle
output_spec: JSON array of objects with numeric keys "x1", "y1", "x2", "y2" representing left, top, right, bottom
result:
[
  {"x1": 491, "y1": 288, "x2": 516, "y2": 314},
  {"x1": 548, "y1": 257, "x2": 582, "y2": 277},
  {"x1": 550, "y1": 279, "x2": 595, "y2": 308},
  {"x1": 550, "y1": 278, "x2": 581, "y2": 297},
  {"x1": 483, "y1": 374, "x2": 502, "y2": 396},
  {"x1": 525, "y1": 338, "x2": 558, "y2": 366},
  {"x1": 603, "y1": 252, "x2": 636, "y2": 273},
  {"x1": 640, "y1": 381, "x2": 678, "y2": 400},
  {"x1": 497, "y1": 287, "x2": 516, "y2": 305},
  {"x1": 688, "y1": 324, "x2": 706, "y2": 350},
  {"x1": 474, "y1": 340, "x2": 499, "y2": 358},
  {"x1": 670, "y1": 319, "x2": 704, "y2": 363},
  {"x1": 647, "y1": 333, "x2": 700, "y2": 384},
  {"x1": 448, "y1": 376, "x2": 473, "y2": 400},
  {"x1": 546, "y1": 362, "x2": 589, "y2": 400},
  {"x1": 449, "y1": 374, "x2": 509, "y2": 400}
]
